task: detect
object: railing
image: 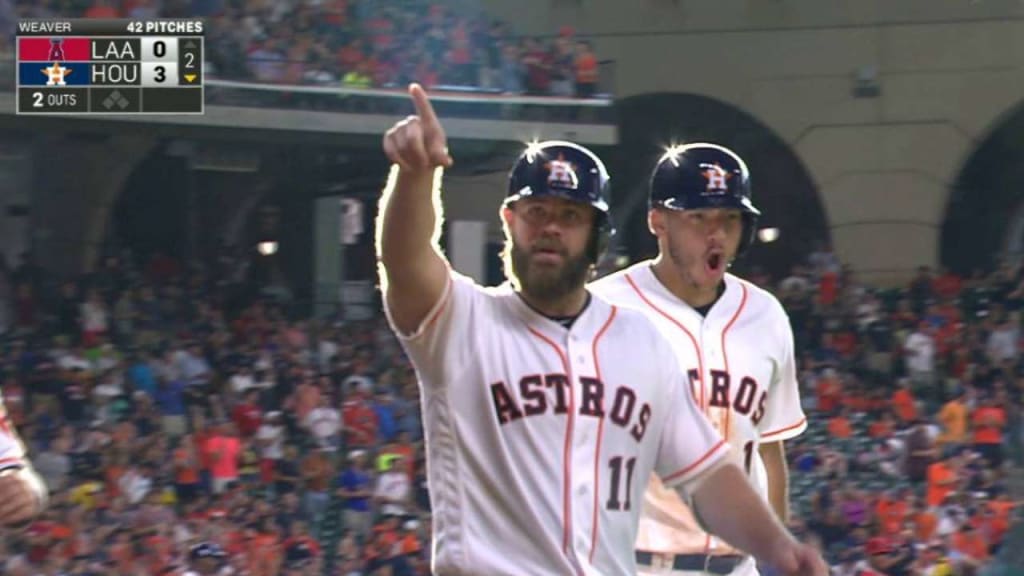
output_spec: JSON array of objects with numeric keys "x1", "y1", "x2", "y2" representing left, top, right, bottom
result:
[{"x1": 203, "y1": 77, "x2": 615, "y2": 124}]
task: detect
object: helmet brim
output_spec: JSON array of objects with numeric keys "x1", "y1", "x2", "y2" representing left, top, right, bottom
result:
[
  {"x1": 505, "y1": 187, "x2": 610, "y2": 214},
  {"x1": 657, "y1": 194, "x2": 760, "y2": 216}
]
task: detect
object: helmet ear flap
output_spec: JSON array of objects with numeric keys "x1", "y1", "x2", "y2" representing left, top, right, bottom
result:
[
  {"x1": 587, "y1": 213, "x2": 612, "y2": 265},
  {"x1": 736, "y1": 212, "x2": 758, "y2": 259}
]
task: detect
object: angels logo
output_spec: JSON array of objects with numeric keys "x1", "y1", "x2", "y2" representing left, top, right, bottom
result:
[
  {"x1": 545, "y1": 153, "x2": 579, "y2": 190},
  {"x1": 700, "y1": 162, "x2": 732, "y2": 195},
  {"x1": 48, "y1": 38, "x2": 65, "y2": 61}
]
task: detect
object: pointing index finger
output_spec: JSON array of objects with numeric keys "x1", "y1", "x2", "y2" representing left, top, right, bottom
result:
[{"x1": 409, "y1": 83, "x2": 439, "y2": 126}]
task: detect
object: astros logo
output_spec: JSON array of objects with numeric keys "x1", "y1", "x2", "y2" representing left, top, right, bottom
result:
[
  {"x1": 545, "y1": 153, "x2": 579, "y2": 190},
  {"x1": 42, "y1": 62, "x2": 72, "y2": 86},
  {"x1": 699, "y1": 162, "x2": 732, "y2": 194}
]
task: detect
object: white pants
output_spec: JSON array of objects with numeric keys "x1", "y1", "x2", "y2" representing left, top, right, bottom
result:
[{"x1": 637, "y1": 555, "x2": 759, "y2": 576}]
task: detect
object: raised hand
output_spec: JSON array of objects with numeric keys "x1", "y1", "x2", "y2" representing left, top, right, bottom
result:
[{"x1": 383, "y1": 83, "x2": 454, "y2": 172}]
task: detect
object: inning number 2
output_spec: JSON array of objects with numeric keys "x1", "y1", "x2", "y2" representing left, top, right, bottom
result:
[{"x1": 606, "y1": 456, "x2": 636, "y2": 511}]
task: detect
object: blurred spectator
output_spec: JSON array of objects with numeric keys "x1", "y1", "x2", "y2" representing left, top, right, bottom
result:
[
  {"x1": 905, "y1": 321, "x2": 938, "y2": 406},
  {"x1": 937, "y1": 387, "x2": 969, "y2": 447},
  {"x1": 275, "y1": 444, "x2": 303, "y2": 498},
  {"x1": 233, "y1": 389, "x2": 263, "y2": 438},
  {"x1": 972, "y1": 390, "x2": 1007, "y2": 469},
  {"x1": 574, "y1": 40, "x2": 599, "y2": 98},
  {"x1": 34, "y1": 433, "x2": 71, "y2": 493},
  {"x1": 206, "y1": 422, "x2": 241, "y2": 495},
  {"x1": 304, "y1": 392, "x2": 341, "y2": 452},
  {"x1": 522, "y1": 37, "x2": 553, "y2": 96},
  {"x1": 256, "y1": 410, "x2": 285, "y2": 484},
  {"x1": 342, "y1": 382, "x2": 378, "y2": 448},
  {"x1": 905, "y1": 417, "x2": 939, "y2": 483},
  {"x1": 337, "y1": 449, "x2": 373, "y2": 537},
  {"x1": 373, "y1": 456, "x2": 410, "y2": 518},
  {"x1": 301, "y1": 448, "x2": 332, "y2": 536},
  {"x1": 499, "y1": 42, "x2": 524, "y2": 95}
]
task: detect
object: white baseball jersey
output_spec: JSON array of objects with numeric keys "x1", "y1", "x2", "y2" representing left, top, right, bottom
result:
[
  {"x1": 385, "y1": 269, "x2": 729, "y2": 576},
  {"x1": 590, "y1": 263, "x2": 807, "y2": 560},
  {"x1": 0, "y1": 390, "x2": 27, "y2": 470}
]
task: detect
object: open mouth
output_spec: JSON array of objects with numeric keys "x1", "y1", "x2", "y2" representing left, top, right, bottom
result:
[{"x1": 706, "y1": 252, "x2": 724, "y2": 274}]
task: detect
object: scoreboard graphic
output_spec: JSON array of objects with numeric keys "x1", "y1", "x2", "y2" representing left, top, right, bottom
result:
[{"x1": 16, "y1": 19, "x2": 204, "y2": 115}]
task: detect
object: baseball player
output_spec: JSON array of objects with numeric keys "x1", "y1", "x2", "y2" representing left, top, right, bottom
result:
[
  {"x1": 378, "y1": 84, "x2": 826, "y2": 576},
  {"x1": 590, "y1": 143, "x2": 808, "y2": 576},
  {"x1": 0, "y1": 389, "x2": 48, "y2": 527}
]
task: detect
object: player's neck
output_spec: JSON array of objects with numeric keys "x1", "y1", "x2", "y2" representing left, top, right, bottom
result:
[
  {"x1": 517, "y1": 286, "x2": 590, "y2": 319},
  {"x1": 650, "y1": 257, "x2": 722, "y2": 309}
]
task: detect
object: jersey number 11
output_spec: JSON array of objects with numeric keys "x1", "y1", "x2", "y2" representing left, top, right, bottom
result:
[{"x1": 606, "y1": 456, "x2": 637, "y2": 511}]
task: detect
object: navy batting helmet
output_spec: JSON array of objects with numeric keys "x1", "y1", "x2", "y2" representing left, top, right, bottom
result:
[
  {"x1": 506, "y1": 141, "x2": 614, "y2": 263},
  {"x1": 649, "y1": 143, "x2": 761, "y2": 256}
]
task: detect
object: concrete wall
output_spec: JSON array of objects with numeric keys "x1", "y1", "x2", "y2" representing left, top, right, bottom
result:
[
  {"x1": 31, "y1": 133, "x2": 156, "y2": 276},
  {"x1": 478, "y1": 0, "x2": 1024, "y2": 282}
]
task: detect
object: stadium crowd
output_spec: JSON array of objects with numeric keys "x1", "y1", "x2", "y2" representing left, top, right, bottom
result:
[
  {"x1": 776, "y1": 250, "x2": 1022, "y2": 576},
  {"x1": 7, "y1": 0, "x2": 603, "y2": 98},
  {"x1": 0, "y1": 248, "x2": 431, "y2": 575},
  {"x1": 0, "y1": 241, "x2": 1016, "y2": 575}
]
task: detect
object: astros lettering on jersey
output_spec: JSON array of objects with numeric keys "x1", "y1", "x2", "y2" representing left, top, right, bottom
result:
[
  {"x1": 386, "y1": 270, "x2": 730, "y2": 576},
  {"x1": 590, "y1": 264, "x2": 807, "y2": 566}
]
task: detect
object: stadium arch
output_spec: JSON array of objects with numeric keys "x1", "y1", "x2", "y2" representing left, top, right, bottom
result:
[{"x1": 942, "y1": 99, "x2": 1024, "y2": 276}]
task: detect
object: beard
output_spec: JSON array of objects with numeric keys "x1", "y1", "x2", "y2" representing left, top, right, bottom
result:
[{"x1": 508, "y1": 241, "x2": 592, "y2": 303}]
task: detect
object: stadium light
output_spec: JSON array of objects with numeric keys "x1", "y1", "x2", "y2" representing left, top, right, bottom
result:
[
  {"x1": 757, "y1": 228, "x2": 780, "y2": 243},
  {"x1": 257, "y1": 241, "x2": 278, "y2": 256}
]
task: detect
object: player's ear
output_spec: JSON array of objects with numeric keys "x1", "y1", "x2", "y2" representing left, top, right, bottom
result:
[
  {"x1": 501, "y1": 204, "x2": 515, "y2": 227},
  {"x1": 647, "y1": 208, "x2": 663, "y2": 237}
]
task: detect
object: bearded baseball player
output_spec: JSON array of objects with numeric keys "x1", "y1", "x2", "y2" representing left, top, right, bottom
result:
[
  {"x1": 378, "y1": 84, "x2": 826, "y2": 576},
  {"x1": 590, "y1": 143, "x2": 808, "y2": 576},
  {"x1": 0, "y1": 389, "x2": 48, "y2": 527}
]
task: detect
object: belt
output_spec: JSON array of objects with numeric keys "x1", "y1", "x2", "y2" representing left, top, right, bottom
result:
[{"x1": 635, "y1": 551, "x2": 747, "y2": 575}]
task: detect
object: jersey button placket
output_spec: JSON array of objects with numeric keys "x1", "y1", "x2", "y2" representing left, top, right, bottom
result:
[
  {"x1": 563, "y1": 332, "x2": 582, "y2": 563},
  {"x1": 567, "y1": 332, "x2": 593, "y2": 559},
  {"x1": 702, "y1": 323, "x2": 719, "y2": 362}
]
